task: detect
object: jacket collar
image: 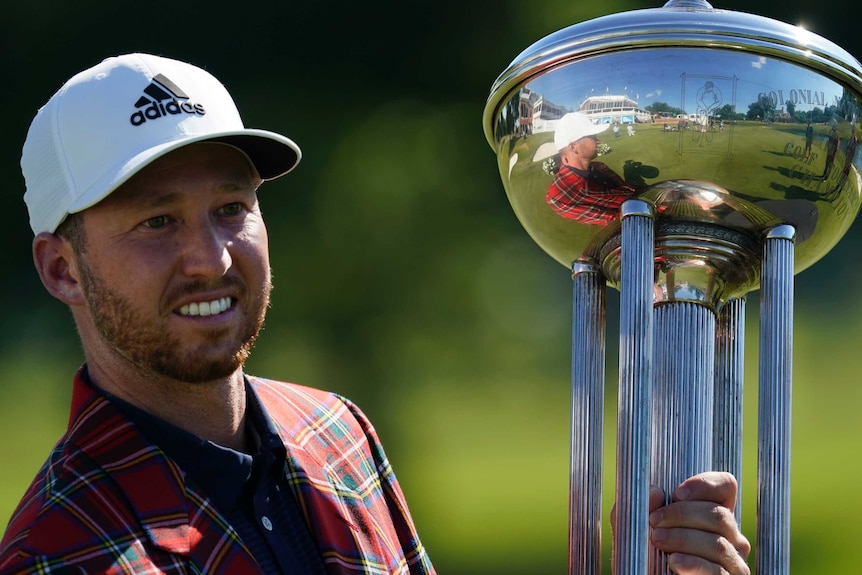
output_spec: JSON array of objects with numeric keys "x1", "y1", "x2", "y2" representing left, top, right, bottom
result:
[{"x1": 68, "y1": 368, "x2": 198, "y2": 554}]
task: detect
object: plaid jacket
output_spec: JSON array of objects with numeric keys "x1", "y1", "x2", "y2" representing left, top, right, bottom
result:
[
  {"x1": 0, "y1": 372, "x2": 434, "y2": 575},
  {"x1": 546, "y1": 162, "x2": 636, "y2": 225}
]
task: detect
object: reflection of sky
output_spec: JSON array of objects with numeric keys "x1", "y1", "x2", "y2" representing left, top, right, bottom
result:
[{"x1": 527, "y1": 48, "x2": 842, "y2": 115}]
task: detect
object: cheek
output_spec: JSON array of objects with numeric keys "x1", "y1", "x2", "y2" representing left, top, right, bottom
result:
[
  {"x1": 236, "y1": 218, "x2": 270, "y2": 268},
  {"x1": 86, "y1": 245, "x2": 167, "y2": 288}
]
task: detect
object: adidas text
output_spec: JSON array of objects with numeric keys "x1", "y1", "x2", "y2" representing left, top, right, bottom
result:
[{"x1": 130, "y1": 98, "x2": 206, "y2": 126}]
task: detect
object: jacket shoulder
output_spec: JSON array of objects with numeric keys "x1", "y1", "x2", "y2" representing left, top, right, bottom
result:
[
  {"x1": 246, "y1": 376, "x2": 358, "y2": 432},
  {"x1": 245, "y1": 376, "x2": 435, "y2": 574},
  {"x1": 0, "y1": 437, "x2": 146, "y2": 573}
]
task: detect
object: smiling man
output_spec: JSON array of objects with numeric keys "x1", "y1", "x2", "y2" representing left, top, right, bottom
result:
[{"x1": 1, "y1": 54, "x2": 750, "y2": 575}]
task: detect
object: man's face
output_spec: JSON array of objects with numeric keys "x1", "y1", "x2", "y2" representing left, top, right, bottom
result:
[
  {"x1": 72, "y1": 143, "x2": 270, "y2": 383},
  {"x1": 575, "y1": 135, "x2": 599, "y2": 160},
  {"x1": 560, "y1": 135, "x2": 599, "y2": 166}
]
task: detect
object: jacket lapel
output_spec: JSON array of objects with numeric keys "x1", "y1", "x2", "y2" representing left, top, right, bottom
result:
[{"x1": 67, "y1": 371, "x2": 263, "y2": 574}]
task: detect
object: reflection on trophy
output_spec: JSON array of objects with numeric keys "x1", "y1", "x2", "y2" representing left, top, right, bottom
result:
[{"x1": 483, "y1": 1, "x2": 862, "y2": 574}]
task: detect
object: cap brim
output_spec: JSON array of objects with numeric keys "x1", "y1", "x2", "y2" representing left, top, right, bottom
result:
[
  {"x1": 587, "y1": 122, "x2": 612, "y2": 137},
  {"x1": 532, "y1": 141, "x2": 558, "y2": 162},
  {"x1": 211, "y1": 129, "x2": 301, "y2": 180},
  {"x1": 66, "y1": 128, "x2": 301, "y2": 217}
]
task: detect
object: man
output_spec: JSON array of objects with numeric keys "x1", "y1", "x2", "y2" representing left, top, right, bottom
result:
[
  {"x1": 804, "y1": 120, "x2": 815, "y2": 158},
  {"x1": 545, "y1": 112, "x2": 638, "y2": 225},
  {"x1": 823, "y1": 121, "x2": 841, "y2": 180},
  {"x1": 1, "y1": 54, "x2": 750, "y2": 574}
]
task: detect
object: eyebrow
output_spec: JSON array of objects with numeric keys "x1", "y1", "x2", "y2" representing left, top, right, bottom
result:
[{"x1": 122, "y1": 181, "x2": 257, "y2": 209}]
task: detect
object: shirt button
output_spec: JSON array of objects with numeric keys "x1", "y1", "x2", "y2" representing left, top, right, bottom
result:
[{"x1": 261, "y1": 516, "x2": 273, "y2": 531}]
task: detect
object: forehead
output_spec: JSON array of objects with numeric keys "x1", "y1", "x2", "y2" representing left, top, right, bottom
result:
[{"x1": 95, "y1": 143, "x2": 261, "y2": 209}]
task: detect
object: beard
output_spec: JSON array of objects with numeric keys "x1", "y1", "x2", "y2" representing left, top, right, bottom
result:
[{"x1": 76, "y1": 254, "x2": 270, "y2": 384}]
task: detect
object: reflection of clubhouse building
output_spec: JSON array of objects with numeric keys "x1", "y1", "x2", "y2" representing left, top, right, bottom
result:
[
  {"x1": 517, "y1": 88, "x2": 569, "y2": 135},
  {"x1": 579, "y1": 95, "x2": 652, "y2": 125},
  {"x1": 517, "y1": 89, "x2": 652, "y2": 135}
]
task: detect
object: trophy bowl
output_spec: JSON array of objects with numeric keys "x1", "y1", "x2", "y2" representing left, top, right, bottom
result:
[{"x1": 484, "y1": 0, "x2": 862, "y2": 308}]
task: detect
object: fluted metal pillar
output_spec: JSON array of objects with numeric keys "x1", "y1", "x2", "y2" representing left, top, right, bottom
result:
[
  {"x1": 715, "y1": 297, "x2": 746, "y2": 523},
  {"x1": 758, "y1": 225, "x2": 795, "y2": 575},
  {"x1": 615, "y1": 199, "x2": 654, "y2": 575},
  {"x1": 649, "y1": 302, "x2": 716, "y2": 574},
  {"x1": 568, "y1": 262, "x2": 606, "y2": 575}
]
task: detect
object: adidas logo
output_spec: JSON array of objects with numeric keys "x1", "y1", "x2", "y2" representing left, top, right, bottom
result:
[{"x1": 129, "y1": 73, "x2": 206, "y2": 126}]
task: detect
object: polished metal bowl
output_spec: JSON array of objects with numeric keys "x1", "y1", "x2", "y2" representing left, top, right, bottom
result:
[{"x1": 483, "y1": 0, "x2": 862, "y2": 307}]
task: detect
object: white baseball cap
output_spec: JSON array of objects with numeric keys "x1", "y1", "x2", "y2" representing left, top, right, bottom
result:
[
  {"x1": 532, "y1": 111, "x2": 609, "y2": 162},
  {"x1": 553, "y1": 112, "x2": 609, "y2": 150},
  {"x1": 22, "y1": 53, "x2": 302, "y2": 235}
]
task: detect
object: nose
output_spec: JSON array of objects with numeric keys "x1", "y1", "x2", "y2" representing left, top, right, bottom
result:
[{"x1": 179, "y1": 220, "x2": 232, "y2": 279}]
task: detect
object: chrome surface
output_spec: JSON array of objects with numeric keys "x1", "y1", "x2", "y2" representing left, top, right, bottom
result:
[
  {"x1": 758, "y1": 229, "x2": 795, "y2": 574},
  {"x1": 650, "y1": 301, "x2": 716, "y2": 574},
  {"x1": 484, "y1": 2, "x2": 861, "y2": 574},
  {"x1": 714, "y1": 297, "x2": 746, "y2": 525},
  {"x1": 568, "y1": 263, "x2": 605, "y2": 574},
  {"x1": 484, "y1": 3, "x2": 862, "y2": 300},
  {"x1": 614, "y1": 205, "x2": 654, "y2": 575}
]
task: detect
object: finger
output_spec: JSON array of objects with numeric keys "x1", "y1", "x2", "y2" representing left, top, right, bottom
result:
[
  {"x1": 651, "y1": 500, "x2": 735, "y2": 532},
  {"x1": 666, "y1": 551, "x2": 750, "y2": 575},
  {"x1": 650, "y1": 527, "x2": 751, "y2": 572},
  {"x1": 649, "y1": 501, "x2": 750, "y2": 556},
  {"x1": 650, "y1": 485, "x2": 667, "y2": 512},
  {"x1": 672, "y1": 472, "x2": 738, "y2": 510}
]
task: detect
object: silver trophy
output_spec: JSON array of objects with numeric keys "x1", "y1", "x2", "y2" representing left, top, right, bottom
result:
[{"x1": 482, "y1": 1, "x2": 862, "y2": 573}]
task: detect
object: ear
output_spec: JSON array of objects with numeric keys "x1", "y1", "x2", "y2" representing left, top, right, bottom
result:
[{"x1": 32, "y1": 232, "x2": 86, "y2": 306}]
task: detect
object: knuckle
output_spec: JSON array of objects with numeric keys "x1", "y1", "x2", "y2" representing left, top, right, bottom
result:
[
  {"x1": 714, "y1": 535, "x2": 750, "y2": 573},
  {"x1": 715, "y1": 535, "x2": 736, "y2": 558},
  {"x1": 737, "y1": 535, "x2": 752, "y2": 559},
  {"x1": 716, "y1": 470, "x2": 738, "y2": 489},
  {"x1": 710, "y1": 504, "x2": 735, "y2": 526}
]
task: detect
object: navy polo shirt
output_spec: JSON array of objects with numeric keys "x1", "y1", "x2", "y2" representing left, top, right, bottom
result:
[{"x1": 92, "y1": 373, "x2": 327, "y2": 575}]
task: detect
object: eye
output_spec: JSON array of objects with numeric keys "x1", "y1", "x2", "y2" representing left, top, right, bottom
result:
[
  {"x1": 142, "y1": 215, "x2": 172, "y2": 229},
  {"x1": 218, "y1": 202, "x2": 244, "y2": 216}
]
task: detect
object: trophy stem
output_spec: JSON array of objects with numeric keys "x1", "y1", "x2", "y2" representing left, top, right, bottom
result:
[
  {"x1": 568, "y1": 262, "x2": 606, "y2": 575},
  {"x1": 758, "y1": 225, "x2": 795, "y2": 575},
  {"x1": 715, "y1": 297, "x2": 746, "y2": 524},
  {"x1": 649, "y1": 301, "x2": 717, "y2": 574},
  {"x1": 614, "y1": 200, "x2": 654, "y2": 575}
]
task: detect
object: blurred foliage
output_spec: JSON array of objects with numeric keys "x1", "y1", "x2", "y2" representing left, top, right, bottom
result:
[{"x1": 2, "y1": 0, "x2": 862, "y2": 573}]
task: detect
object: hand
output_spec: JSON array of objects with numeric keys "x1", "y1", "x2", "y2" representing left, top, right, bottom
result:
[{"x1": 648, "y1": 471, "x2": 751, "y2": 574}]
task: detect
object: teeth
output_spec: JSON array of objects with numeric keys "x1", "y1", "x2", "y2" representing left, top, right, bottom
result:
[{"x1": 179, "y1": 297, "x2": 233, "y2": 317}]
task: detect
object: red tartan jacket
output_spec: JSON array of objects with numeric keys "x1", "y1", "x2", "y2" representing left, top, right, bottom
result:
[
  {"x1": 546, "y1": 162, "x2": 636, "y2": 225},
  {"x1": 0, "y1": 371, "x2": 434, "y2": 575}
]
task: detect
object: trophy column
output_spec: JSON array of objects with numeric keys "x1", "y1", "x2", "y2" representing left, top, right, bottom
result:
[
  {"x1": 568, "y1": 261, "x2": 606, "y2": 574},
  {"x1": 612, "y1": 200, "x2": 655, "y2": 575},
  {"x1": 758, "y1": 225, "x2": 795, "y2": 575},
  {"x1": 715, "y1": 297, "x2": 746, "y2": 524}
]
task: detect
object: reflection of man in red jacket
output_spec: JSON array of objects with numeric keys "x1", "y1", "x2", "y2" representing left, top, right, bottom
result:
[{"x1": 545, "y1": 112, "x2": 636, "y2": 224}]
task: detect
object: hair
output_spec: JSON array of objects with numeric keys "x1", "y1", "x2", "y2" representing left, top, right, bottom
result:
[{"x1": 55, "y1": 212, "x2": 87, "y2": 254}]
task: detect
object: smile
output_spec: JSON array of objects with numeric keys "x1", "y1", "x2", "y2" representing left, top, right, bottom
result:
[{"x1": 177, "y1": 297, "x2": 234, "y2": 317}]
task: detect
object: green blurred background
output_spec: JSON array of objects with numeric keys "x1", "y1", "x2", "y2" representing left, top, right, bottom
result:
[{"x1": 2, "y1": 0, "x2": 861, "y2": 572}]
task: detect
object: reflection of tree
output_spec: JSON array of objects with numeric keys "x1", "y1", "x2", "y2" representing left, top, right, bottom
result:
[
  {"x1": 495, "y1": 93, "x2": 520, "y2": 142},
  {"x1": 747, "y1": 95, "x2": 775, "y2": 121},
  {"x1": 646, "y1": 101, "x2": 686, "y2": 117},
  {"x1": 715, "y1": 103, "x2": 741, "y2": 120},
  {"x1": 835, "y1": 91, "x2": 859, "y2": 122}
]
